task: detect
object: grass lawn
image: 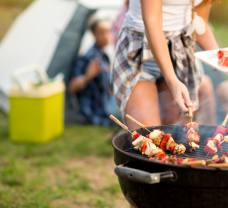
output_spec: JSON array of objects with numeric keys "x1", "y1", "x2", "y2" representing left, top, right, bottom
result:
[{"x1": 0, "y1": 112, "x2": 128, "y2": 208}]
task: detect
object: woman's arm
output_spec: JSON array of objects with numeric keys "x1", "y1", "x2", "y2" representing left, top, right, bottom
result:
[
  {"x1": 140, "y1": 0, "x2": 192, "y2": 112},
  {"x1": 195, "y1": 0, "x2": 219, "y2": 50},
  {"x1": 141, "y1": 0, "x2": 176, "y2": 86}
]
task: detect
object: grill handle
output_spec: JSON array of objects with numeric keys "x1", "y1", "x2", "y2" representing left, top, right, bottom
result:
[{"x1": 115, "y1": 165, "x2": 177, "y2": 184}]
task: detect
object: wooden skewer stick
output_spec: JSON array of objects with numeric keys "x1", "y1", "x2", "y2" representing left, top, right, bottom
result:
[
  {"x1": 126, "y1": 114, "x2": 151, "y2": 133},
  {"x1": 187, "y1": 160, "x2": 206, "y2": 167},
  {"x1": 222, "y1": 113, "x2": 228, "y2": 127},
  {"x1": 208, "y1": 163, "x2": 228, "y2": 169},
  {"x1": 188, "y1": 106, "x2": 193, "y2": 123},
  {"x1": 109, "y1": 115, "x2": 132, "y2": 134}
]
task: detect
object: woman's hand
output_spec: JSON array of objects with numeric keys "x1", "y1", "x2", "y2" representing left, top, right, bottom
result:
[{"x1": 167, "y1": 78, "x2": 193, "y2": 113}]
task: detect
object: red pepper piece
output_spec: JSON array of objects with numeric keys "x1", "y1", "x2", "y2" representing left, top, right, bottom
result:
[
  {"x1": 160, "y1": 134, "x2": 171, "y2": 151},
  {"x1": 132, "y1": 132, "x2": 140, "y2": 140},
  {"x1": 141, "y1": 143, "x2": 147, "y2": 154},
  {"x1": 215, "y1": 126, "x2": 228, "y2": 135},
  {"x1": 169, "y1": 141, "x2": 176, "y2": 153},
  {"x1": 156, "y1": 152, "x2": 166, "y2": 160},
  {"x1": 204, "y1": 143, "x2": 217, "y2": 155}
]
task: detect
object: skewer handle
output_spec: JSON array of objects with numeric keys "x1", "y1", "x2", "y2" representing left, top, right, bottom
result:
[
  {"x1": 109, "y1": 115, "x2": 129, "y2": 131},
  {"x1": 222, "y1": 113, "x2": 228, "y2": 127},
  {"x1": 126, "y1": 114, "x2": 147, "y2": 129}
]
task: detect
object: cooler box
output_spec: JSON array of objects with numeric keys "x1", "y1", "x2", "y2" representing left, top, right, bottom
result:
[{"x1": 9, "y1": 67, "x2": 65, "y2": 143}]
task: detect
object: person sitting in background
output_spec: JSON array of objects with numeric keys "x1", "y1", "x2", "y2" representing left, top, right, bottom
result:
[
  {"x1": 217, "y1": 81, "x2": 228, "y2": 113},
  {"x1": 69, "y1": 17, "x2": 116, "y2": 126}
]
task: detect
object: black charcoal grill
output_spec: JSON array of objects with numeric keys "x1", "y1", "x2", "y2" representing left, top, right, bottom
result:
[{"x1": 112, "y1": 125, "x2": 228, "y2": 208}]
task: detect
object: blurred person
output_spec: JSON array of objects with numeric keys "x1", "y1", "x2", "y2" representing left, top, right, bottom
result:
[
  {"x1": 112, "y1": 0, "x2": 219, "y2": 129},
  {"x1": 217, "y1": 81, "x2": 228, "y2": 113},
  {"x1": 69, "y1": 17, "x2": 118, "y2": 126}
]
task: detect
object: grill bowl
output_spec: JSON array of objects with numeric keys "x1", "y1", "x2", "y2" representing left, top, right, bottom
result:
[{"x1": 112, "y1": 125, "x2": 228, "y2": 208}]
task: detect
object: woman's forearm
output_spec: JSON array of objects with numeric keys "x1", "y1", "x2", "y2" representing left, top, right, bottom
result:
[
  {"x1": 196, "y1": 24, "x2": 219, "y2": 50},
  {"x1": 195, "y1": 0, "x2": 218, "y2": 50},
  {"x1": 141, "y1": 0, "x2": 177, "y2": 85}
]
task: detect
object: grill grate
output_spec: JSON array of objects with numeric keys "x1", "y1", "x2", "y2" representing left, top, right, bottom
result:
[{"x1": 124, "y1": 125, "x2": 228, "y2": 161}]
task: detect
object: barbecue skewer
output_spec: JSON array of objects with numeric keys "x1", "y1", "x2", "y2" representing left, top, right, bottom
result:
[
  {"x1": 185, "y1": 107, "x2": 200, "y2": 150},
  {"x1": 125, "y1": 114, "x2": 186, "y2": 155},
  {"x1": 109, "y1": 115, "x2": 167, "y2": 159},
  {"x1": 204, "y1": 113, "x2": 228, "y2": 155},
  {"x1": 208, "y1": 163, "x2": 228, "y2": 169},
  {"x1": 185, "y1": 160, "x2": 206, "y2": 167}
]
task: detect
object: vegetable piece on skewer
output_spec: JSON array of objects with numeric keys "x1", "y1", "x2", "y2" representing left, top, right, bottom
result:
[
  {"x1": 132, "y1": 131, "x2": 167, "y2": 159},
  {"x1": 148, "y1": 131, "x2": 186, "y2": 155}
]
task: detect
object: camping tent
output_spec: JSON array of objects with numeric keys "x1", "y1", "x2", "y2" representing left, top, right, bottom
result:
[{"x1": 0, "y1": 0, "x2": 122, "y2": 113}]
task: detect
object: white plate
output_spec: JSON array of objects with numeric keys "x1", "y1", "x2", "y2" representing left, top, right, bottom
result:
[{"x1": 194, "y1": 48, "x2": 228, "y2": 73}]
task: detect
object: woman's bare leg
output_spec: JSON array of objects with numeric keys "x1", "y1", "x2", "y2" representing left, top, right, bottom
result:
[
  {"x1": 196, "y1": 75, "x2": 216, "y2": 125},
  {"x1": 125, "y1": 81, "x2": 161, "y2": 130},
  {"x1": 158, "y1": 81, "x2": 183, "y2": 124}
]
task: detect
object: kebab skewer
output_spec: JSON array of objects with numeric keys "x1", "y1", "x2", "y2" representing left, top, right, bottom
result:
[
  {"x1": 125, "y1": 114, "x2": 186, "y2": 155},
  {"x1": 185, "y1": 107, "x2": 200, "y2": 150},
  {"x1": 204, "y1": 113, "x2": 228, "y2": 155},
  {"x1": 109, "y1": 115, "x2": 167, "y2": 160}
]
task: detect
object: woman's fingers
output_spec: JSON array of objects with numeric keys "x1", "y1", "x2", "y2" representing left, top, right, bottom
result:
[
  {"x1": 175, "y1": 95, "x2": 188, "y2": 112},
  {"x1": 175, "y1": 82, "x2": 193, "y2": 113},
  {"x1": 168, "y1": 79, "x2": 193, "y2": 113}
]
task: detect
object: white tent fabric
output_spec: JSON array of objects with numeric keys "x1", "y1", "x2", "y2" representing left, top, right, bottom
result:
[{"x1": 0, "y1": 0, "x2": 77, "y2": 99}]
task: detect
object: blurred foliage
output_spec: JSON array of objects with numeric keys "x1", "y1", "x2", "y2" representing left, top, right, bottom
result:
[
  {"x1": 212, "y1": 24, "x2": 228, "y2": 47},
  {"x1": 211, "y1": 0, "x2": 228, "y2": 25},
  {"x1": 0, "y1": 0, "x2": 33, "y2": 40},
  {"x1": 0, "y1": 0, "x2": 33, "y2": 8}
]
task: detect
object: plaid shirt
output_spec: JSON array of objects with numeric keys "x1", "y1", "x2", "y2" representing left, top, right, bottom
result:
[
  {"x1": 111, "y1": 27, "x2": 202, "y2": 116},
  {"x1": 73, "y1": 44, "x2": 113, "y2": 126}
]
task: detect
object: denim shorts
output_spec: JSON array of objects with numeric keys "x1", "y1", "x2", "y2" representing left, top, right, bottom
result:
[{"x1": 140, "y1": 60, "x2": 163, "y2": 82}]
